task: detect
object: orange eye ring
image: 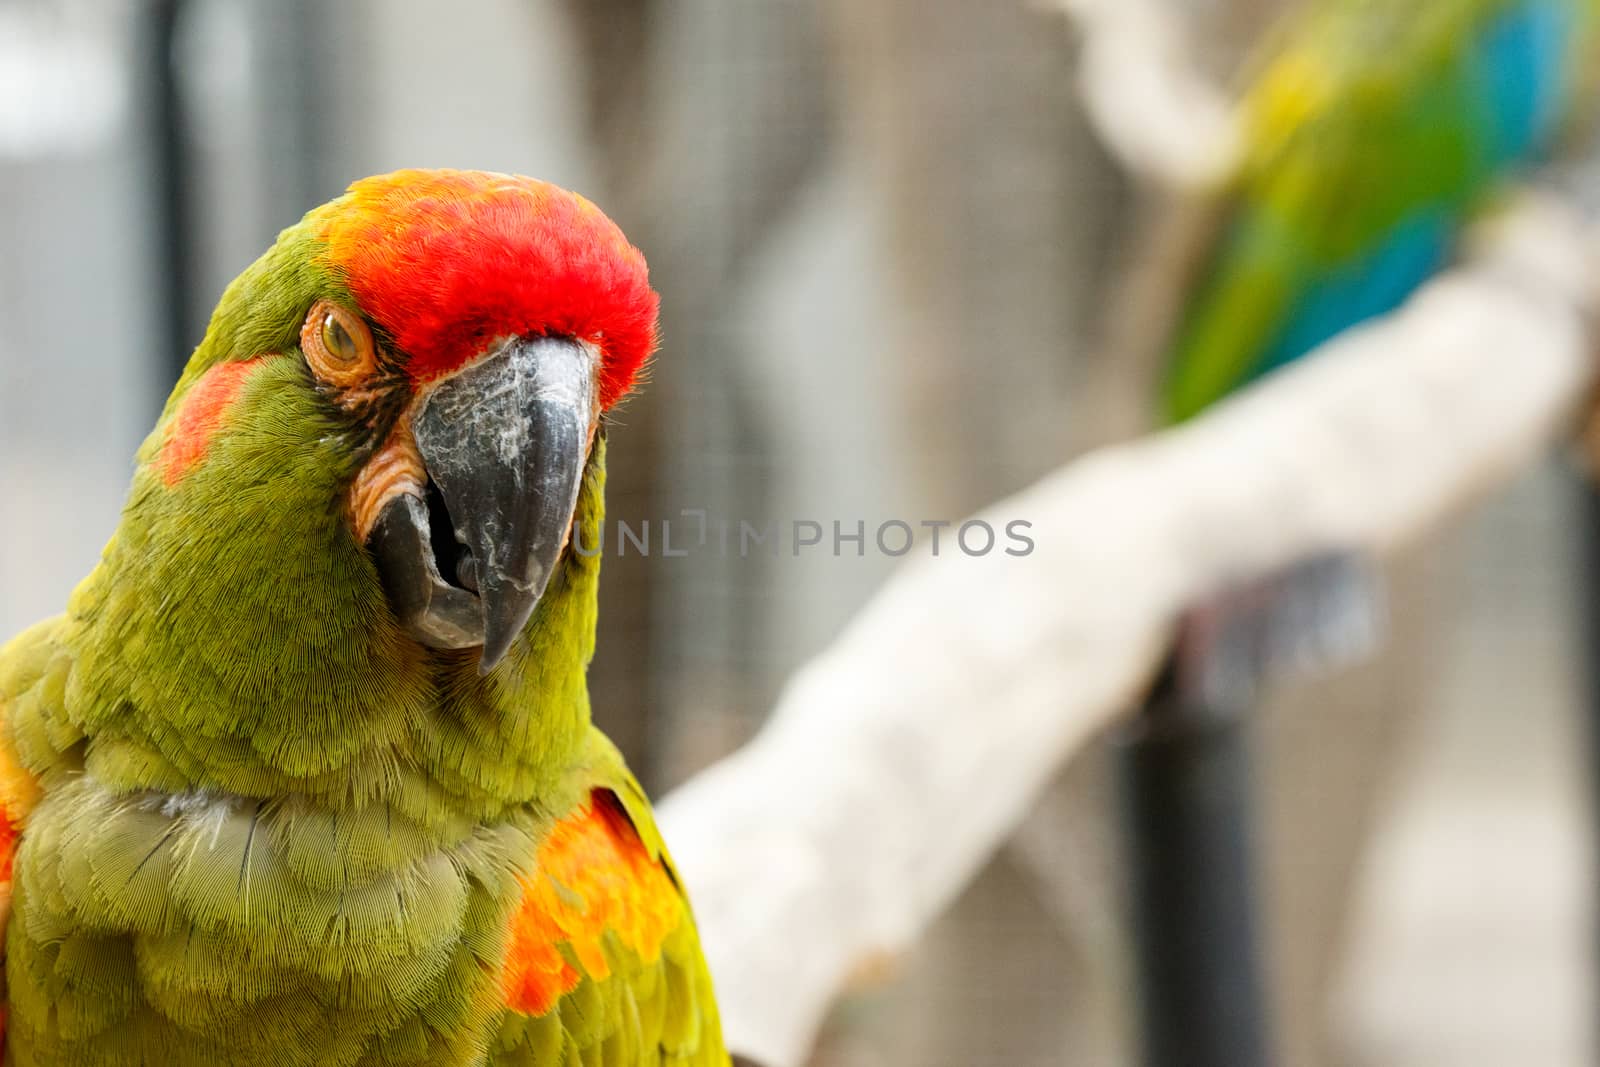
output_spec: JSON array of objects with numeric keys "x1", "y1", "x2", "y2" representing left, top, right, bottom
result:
[{"x1": 301, "y1": 299, "x2": 377, "y2": 387}]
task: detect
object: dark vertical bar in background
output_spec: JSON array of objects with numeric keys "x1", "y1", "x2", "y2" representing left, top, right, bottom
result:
[
  {"x1": 1576, "y1": 475, "x2": 1600, "y2": 1063},
  {"x1": 141, "y1": 0, "x2": 195, "y2": 386},
  {"x1": 143, "y1": 0, "x2": 337, "y2": 396},
  {"x1": 253, "y1": 0, "x2": 338, "y2": 224},
  {"x1": 1121, "y1": 663, "x2": 1273, "y2": 1067}
]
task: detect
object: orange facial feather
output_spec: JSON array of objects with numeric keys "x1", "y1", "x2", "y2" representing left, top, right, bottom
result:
[
  {"x1": 159, "y1": 358, "x2": 265, "y2": 485},
  {"x1": 501, "y1": 790, "x2": 683, "y2": 1017}
]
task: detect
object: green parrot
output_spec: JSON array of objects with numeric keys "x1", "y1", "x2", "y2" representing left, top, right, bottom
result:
[
  {"x1": 1161, "y1": 0, "x2": 1600, "y2": 423},
  {"x1": 0, "y1": 169, "x2": 727, "y2": 1066}
]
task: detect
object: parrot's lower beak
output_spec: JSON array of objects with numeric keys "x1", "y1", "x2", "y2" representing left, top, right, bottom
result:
[{"x1": 368, "y1": 335, "x2": 598, "y2": 673}]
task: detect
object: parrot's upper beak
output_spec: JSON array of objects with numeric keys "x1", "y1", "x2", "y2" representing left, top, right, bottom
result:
[{"x1": 367, "y1": 335, "x2": 597, "y2": 673}]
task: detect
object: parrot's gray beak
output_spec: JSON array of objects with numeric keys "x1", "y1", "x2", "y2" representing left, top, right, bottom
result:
[{"x1": 368, "y1": 335, "x2": 597, "y2": 672}]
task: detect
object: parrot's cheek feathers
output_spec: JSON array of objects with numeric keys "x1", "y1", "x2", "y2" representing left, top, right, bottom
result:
[{"x1": 368, "y1": 334, "x2": 599, "y2": 672}]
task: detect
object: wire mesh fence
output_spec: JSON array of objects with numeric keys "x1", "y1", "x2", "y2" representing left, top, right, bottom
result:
[{"x1": 0, "y1": 1, "x2": 1591, "y2": 1064}]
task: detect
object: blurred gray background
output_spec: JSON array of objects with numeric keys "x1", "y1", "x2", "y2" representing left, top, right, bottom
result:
[{"x1": 0, "y1": 1, "x2": 1591, "y2": 1064}]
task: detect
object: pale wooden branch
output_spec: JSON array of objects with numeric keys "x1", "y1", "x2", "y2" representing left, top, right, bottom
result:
[
  {"x1": 1050, "y1": 0, "x2": 1240, "y2": 187},
  {"x1": 657, "y1": 193, "x2": 1600, "y2": 1067}
]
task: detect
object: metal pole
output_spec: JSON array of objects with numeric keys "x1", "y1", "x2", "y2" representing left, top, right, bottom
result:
[
  {"x1": 140, "y1": 0, "x2": 195, "y2": 387},
  {"x1": 1575, "y1": 471, "x2": 1600, "y2": 1063},
  {"x1": 1120, "y1": 643, "x2": 1273, "y2": 1067}
]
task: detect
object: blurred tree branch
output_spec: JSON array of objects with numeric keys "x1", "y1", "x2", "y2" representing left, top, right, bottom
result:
[
  {"x1": 1054, "y1": 0, "x2": 1240, "y2": 189},
  {"x1": 662, "y1": 192, "x2": 1600, "y2": 1067}
]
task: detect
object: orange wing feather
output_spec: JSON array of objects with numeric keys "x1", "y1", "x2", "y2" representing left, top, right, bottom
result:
[
  {"x1": 0, "y1": 720, "x2": 41, "y2": 1049},
  {"x1": 501, "y1": 788, "x2": 685, "y2": 1017}
]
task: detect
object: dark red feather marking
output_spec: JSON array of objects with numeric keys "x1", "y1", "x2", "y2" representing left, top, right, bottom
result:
[
  {"x1": 0, "y1": 816, "x2": 16, "y2": 885},
  {"x1": 314, "y1": 170, "x2": 658, "y2": 409},
  {"x1": 159, "y1": 357, "x2": 266, "y2": 485}
]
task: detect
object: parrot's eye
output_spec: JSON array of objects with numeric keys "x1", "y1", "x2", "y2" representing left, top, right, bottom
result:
[{"x1": 301, "y1": 299, "x2": 376, "y2": 387}]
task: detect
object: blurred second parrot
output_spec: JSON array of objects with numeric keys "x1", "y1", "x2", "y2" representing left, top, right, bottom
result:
[{"x1": 1161, "y1": 0, "x2": 1600, "y2": 423}]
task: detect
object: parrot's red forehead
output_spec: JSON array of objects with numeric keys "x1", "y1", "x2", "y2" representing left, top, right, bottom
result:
[{"x1": 314, "y1": 169, "x2": 657, "y2": 409}]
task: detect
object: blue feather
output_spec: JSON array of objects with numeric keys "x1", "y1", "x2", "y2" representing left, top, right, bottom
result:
[
  {"x1": 1256, "y1": 209, "x2": 1452, "y2": 375},
  {"x1": 1471, "y1": 0, "x2": 1571, "y2": 165}
]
